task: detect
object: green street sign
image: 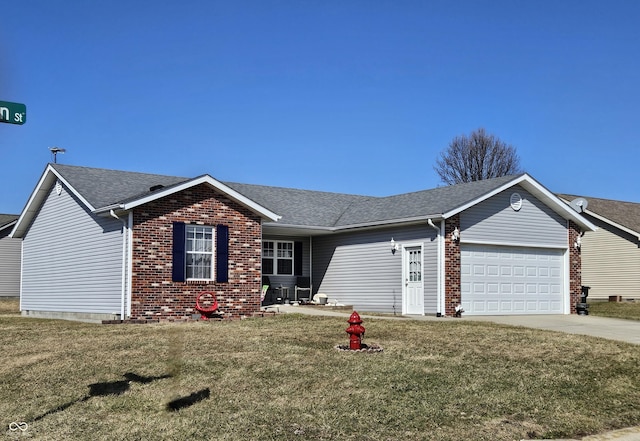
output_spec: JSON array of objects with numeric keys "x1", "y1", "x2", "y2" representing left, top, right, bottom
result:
[{"x1": 0, "y1": 100, "x2": 26, "y2": 125}]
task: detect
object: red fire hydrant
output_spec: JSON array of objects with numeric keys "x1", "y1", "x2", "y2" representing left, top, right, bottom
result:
[{"x1": 345, "y1": 311, "x2": 366, "y2": 350}]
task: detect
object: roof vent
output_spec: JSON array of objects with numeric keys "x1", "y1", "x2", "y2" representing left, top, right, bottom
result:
[{"x1": 149, "y1": 184, "x2": 165, "y2": 192}]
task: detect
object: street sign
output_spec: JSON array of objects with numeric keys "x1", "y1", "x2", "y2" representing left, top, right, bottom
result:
[{"x1": 0, "y1": 100, "x2": 26, "y2": 125}]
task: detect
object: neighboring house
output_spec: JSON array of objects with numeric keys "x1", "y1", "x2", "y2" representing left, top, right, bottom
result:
[
  {"x1": 559, "y1": 194, "x2": 640, "y2": 301},
  {"x1": 11, "y1": 164, "x2": 596, "y2": 322},
  {"x1": 0, "y1": 214, "x2": 20, "y2": 297}
]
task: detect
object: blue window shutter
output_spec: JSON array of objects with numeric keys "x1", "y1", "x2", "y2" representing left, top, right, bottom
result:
[
  {"x1": 172, "y1": 222, "x2": 186, "y2": 282},
  {"x1": 216, "y1": 224, "x2": 229, "y2": 283},
  {"x1": 294, "y1": 241, "x2": 303, "y2": 276}
]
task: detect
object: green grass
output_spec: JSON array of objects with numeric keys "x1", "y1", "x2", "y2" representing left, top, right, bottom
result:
[
  {"x1": 589, "y1": 301, "x2": 640, "y2": 321},
  {"x1": 2, "y1": 313, "x2": 640, "y2": 440}
]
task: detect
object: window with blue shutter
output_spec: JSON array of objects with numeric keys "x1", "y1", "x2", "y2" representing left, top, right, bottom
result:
[
  {"x1": 216, "y1": 224, "x2": 229, "y2": 283},
  {"x1": 172, "y1": 222, "x2": 186, "y2": 282},
  {"x1": 173, "y1": 222, "x2": 228, "y2": 282}
]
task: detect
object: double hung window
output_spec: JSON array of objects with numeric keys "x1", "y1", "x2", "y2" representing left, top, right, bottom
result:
[
  {"x1": 172, "y1": 222, "x2": 229, "y2": 283},
  {"x1": 185, "y1": 225, "x2": 214, "y2": 280},
  {"x1": 262, "y1": 240, "x2": 295, "y2": 275}
]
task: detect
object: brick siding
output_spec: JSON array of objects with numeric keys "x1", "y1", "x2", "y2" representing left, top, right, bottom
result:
[
  {"x1": 568, "y1": 220, "x2": 582, "y2": 313},
  {"x1": 130, "y1": 184, "x2": 262, "y2": 321},
  {"x1": 444, "y1": 214, "x2": 461, "y2": 317}
]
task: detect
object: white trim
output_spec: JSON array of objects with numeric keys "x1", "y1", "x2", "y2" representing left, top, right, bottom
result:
[
  {"x1": 460, "y1": 238, "x2": 569, "y2": 250},
  {"x1": 262, "y1": 239, "x2": 295, "y2": 276},
  {"x1": 440, "y1": 220, "x2": 446, "y2": 316},
  {"x1": 185, "y1": 224, "x2": 215, "y2": 281},
  {"x1": 401, "y1": 242, "x2": 425, "y2": 315},
  {"x1": 0, "y1": 219, "x2": 17, "y2": 233},
  {"x1": 557, "y1": 196, "x2": 639, "y2": 240},
  {"x1": 427, "y1": 219, "x2": 443, "y2": 316},
  {"x1": 582, "y1": 209, "x2": 640, "y2": 241},
  {"x1": 563, "y1": 247, "x2": 571, "y2": 315},
  {"x1": 11, "y1": 165, "x2": 97, "y2": 238},
  {"x1": 19, "y1": 239, "x2": 24, "y2": 312},
  {"x1": 120, "y1": 175, "x2": 281, "y2": 222},
  {"x1": 442, "y1": 174, "x2": 598, "y2": 232},
  {"x1": 126, "y1": 211, "x2": 133, "y2": 318},
  {"x1": 12, "y1": 168, "x2": 281, "y2": 239}
]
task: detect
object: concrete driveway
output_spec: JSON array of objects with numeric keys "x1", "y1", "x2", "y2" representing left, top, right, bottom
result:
[
  {"x1": 461, "y1": 314, "x2": 640, "y2": 345},
  {"x1": 272, "y1": 304, "x2": 640, "y2": 345}
]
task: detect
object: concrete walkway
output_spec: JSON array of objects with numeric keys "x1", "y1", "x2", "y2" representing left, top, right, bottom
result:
[{"x1": 269, "y1": 304, "x2": 640, "y2": 441}]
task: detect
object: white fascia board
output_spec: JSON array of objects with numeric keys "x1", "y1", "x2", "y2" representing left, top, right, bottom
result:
[
  {"x1": 442, "y1": 175, "x2": 528, "y2": 219},
  {"x1": 10, "y1": 165, "x2": 96, "y2": 238},
  {"x1": 442, "y1": 174, "x2": 598, "y2": 232},
  {"x1": 119, "y1": 175, "x2": 281, "y2": 222},
  {"x1": 0, "y1": 220, "x2": 17, "y2": 233},
  {"x1": 333, "y1": 215, "x2": 444, "y2": 231},
  {"x1": 581, "y1": 209, "x2": 640, "y2": 240}
]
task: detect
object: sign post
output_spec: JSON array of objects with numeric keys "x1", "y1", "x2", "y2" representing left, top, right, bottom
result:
[{"x1": 0, "y1": 100, "x2": 26, "y2": 125}]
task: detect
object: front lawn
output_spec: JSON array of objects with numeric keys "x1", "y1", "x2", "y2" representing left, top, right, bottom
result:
[
  {"x1": 2, "y1": 313, "x2": 640, "y2": 440},
  {"x1": 589, "y1": 301, "x2": 640, "y2": 321}
]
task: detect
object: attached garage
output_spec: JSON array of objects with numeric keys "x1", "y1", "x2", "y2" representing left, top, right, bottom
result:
[{"x1": 461, "y1": 244, "x2": 565, "y2": 315}]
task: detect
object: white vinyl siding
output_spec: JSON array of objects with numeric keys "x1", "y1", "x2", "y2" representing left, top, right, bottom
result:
[
  {"x1": 21, "y1": 183, "x2": 123, "y2": 314},
  {"x1": 313, "y1": 225, "x2": 438, "y2": 314},
  {"x1": 0, "y1": 232, "x2": 21, "y2": 297},
  {"x1": 461, "y1": 185, "x2": 567, "y2": 248},
  {"x1": 581, "y1": 218, "x2": 640, "y2": 300}
]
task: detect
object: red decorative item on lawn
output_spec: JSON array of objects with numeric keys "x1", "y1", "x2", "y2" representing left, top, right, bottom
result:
[
  {"x1": 345, "y1": 311, "x2": 366, "y2": 350},
  {"x1": 195, "y1": 292, "x2": 219, "y2": 320}
]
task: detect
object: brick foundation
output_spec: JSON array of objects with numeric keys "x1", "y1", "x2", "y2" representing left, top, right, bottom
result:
[{"x1": 130, "y1": 184, "x2": 262, "y2": 321}]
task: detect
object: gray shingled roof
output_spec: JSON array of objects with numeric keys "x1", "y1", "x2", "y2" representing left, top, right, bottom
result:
[
  {"x1": 0, "y1": 214, "x2": 19, "y2": 230},
  {"x1": 227, "y1": 174, "x2": 519, "y2": 228},
  {"x1": 334, "y1": 175, "x2": 518, "y2": 227},
  {"x1": 53, "y1": 164, "x2": 190, "y2": 209},
  {"x1": 50, "y1": 164, "x2": 525, "y2": 229},
  {"x1": 559, "y1": 194, "x2": 640, "y2": 235}
]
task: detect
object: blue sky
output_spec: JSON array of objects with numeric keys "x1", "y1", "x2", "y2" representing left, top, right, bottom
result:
[{"x1": 1, "y1": 1, "x2": 638, "y2": 215}]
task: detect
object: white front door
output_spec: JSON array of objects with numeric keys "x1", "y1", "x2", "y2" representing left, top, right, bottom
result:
[{"x1": 403, "y1": 246, "x2": 424, "y2": 315}]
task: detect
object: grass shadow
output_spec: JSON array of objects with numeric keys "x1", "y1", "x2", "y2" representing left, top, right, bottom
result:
[
  {"x1": 166, "y1": 388, "x2": 210, "y2": 411},
  {"x1": 33, "y1": 372, "x2": 172, "y2": 422}
]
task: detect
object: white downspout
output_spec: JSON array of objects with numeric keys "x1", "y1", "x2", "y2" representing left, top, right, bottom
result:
[
  {"x1": 127, "y1": 212, "x2": 133, "y2": 318},
  {"x1": 110, "y1": 210, "x2": 127, "y2": 320},
  {"x1": 427, "y1": 219, "x2": 443, "y2": 317},
  {"x1": 440, "y1": 220, "x2": 446, "y2": 316},
  {"x1": 309, "y1": 236, "x2": 313, "y2": 296}
]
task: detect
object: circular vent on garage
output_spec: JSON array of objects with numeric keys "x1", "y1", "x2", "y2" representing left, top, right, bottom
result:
[{"x1": 510, "y1": 192, "x2": 522, "y2": 211}]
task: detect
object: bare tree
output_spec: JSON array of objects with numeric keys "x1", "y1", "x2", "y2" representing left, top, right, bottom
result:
[{"x1": 434, "y1": 128, "x2": 523, "y2": 185}]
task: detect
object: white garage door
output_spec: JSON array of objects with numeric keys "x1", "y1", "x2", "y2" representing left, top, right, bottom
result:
[{"x1": 461, "y1": 245, "x2": 565, "y2": 315}]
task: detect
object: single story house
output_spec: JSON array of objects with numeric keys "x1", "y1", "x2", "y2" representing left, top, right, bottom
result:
[
  {"x1": 559, "y1": 194, "x2": 640, "y2": 301},
  {"x1": 11, "y1": 164, "x2": 596, "y2": 321},
  {"x1": 0, "y1": 214, "x2": 20, "y2": 297}
]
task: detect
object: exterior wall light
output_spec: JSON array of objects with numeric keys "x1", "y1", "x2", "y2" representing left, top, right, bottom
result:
[
  {"x1": 390, "y1": 238, "x2": 400, "y2": 254},
  {"x1": 451, "y1": 227, "x2": 460, "y2": 242},
  {"x1": 574, "y1": 235, "x2": 582, "y2": 250}
]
